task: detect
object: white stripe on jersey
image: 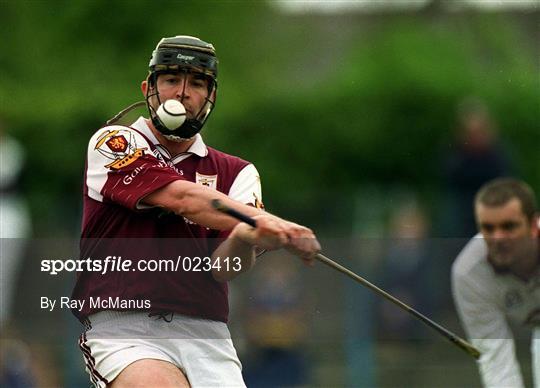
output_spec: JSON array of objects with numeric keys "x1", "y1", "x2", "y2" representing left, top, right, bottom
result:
[
  {"x1": 86, "y1": 131, "x2": 107, "y2": 203},
  {"x1": 227, "y1": 164, "x2": 261, "y2": 205}
]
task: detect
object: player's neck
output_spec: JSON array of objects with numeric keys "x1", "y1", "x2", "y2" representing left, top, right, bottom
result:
[{"x1": 146, "y1": 119, "x2": 196, "y2": 155}]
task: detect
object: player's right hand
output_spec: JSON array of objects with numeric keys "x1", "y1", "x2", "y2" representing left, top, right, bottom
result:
[
  {"x1": 231, "y1": 214, "x2": 321, "y2": 264},
  {"x1": 232, "y1": 214, "x2": 289, "y2": 251}
]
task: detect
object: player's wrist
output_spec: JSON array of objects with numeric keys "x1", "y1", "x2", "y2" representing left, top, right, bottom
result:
[{"x1": 229, "y1": 223, "x2": 257, "y2": 247}]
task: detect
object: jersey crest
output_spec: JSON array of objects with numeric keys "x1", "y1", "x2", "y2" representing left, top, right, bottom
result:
[
  {"x1": 95, "y1": 129, "x2": 147, "y2": 170},
  {"x1": 106, "y1": 135, "x2": 128, "y2": 152},
  {"x1": 196, "y1": 172, "x2": 217, "y2": 190}
]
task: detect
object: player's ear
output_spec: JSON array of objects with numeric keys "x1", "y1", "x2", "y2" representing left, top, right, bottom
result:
[
  {"x1": 531, "y1": 213, "x2": 539, "y2": 238},
  {"x1": 141, "y1": 80, "x2": 148, "y2": 96}
]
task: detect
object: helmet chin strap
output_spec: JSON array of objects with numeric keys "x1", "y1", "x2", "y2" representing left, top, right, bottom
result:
[{"x1": 151, "y1": 116, "x2": 203, "y2": 142}]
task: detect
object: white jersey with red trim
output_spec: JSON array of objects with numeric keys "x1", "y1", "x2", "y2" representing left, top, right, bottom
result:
[{"x1": 452, "y1": 235, "x2": 540, "y2": 388}]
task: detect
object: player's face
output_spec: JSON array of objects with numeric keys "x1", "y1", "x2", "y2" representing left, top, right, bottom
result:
[
  {"x1": 143, "y1": 71, "x2": 211, "y2": 120},
  {"x1": 475, "y1": 198, "x2": 537, "y2": 269}
]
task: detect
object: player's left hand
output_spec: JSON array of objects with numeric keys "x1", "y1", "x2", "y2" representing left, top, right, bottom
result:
[{"x1": 281, "y1": 220, "x2": 321, "y2": 266}]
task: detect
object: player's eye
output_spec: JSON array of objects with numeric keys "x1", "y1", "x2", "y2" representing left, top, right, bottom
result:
[
  {"x1": 480, "y1": 224, "x2": 494, "y2": 234},
  {"x1": 501, "y1": 222, "x2": 519, "y2": 232},
  {"x1": 165, "y1": 77, "x2": 180, "y2": 85},
  {"x1": 190, "y1": 78, "x2": 207, "y2": 88}
]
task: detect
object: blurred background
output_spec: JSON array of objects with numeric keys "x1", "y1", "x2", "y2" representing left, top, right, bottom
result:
[{"x1": 1, "y1": 0, "x2": 538, "y2": 387}]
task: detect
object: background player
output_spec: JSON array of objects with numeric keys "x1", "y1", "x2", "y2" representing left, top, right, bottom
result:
[
  {"x1": 73, "y1": 35, "x2": 320, "y2": 387},
  {"x1": 452, "y1": 178, "x2": 539, "y2": 387}
]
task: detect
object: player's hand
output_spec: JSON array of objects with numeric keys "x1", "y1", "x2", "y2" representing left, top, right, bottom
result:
[
  {"x1": 281, "y1": 220, "x2": 321, "y2": 266},
  {"x1": 231, "y1": 214, "x2": 289, "y2": 251}
]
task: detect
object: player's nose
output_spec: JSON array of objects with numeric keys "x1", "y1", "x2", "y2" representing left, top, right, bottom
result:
[
  {"x1": 176, "y1": 79, "x2": 190, "y2": 100},
  {"x1": 492, "y1": 228, "x2": 509, "y2": 240}
]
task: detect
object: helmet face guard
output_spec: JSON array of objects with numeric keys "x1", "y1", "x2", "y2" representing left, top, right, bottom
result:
[{"x1": 146, "y1": 36, "x2": 218, "y2": 141}]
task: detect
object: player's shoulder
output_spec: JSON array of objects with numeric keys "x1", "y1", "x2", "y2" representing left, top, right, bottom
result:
[
  {"x1": 85, "y1": 124, "x2": 157, "y2": 173},
  {"x1": 205, "y1": 145, "x2": 252, "y2": 169},
  {"x1": 452, "y1": 234, "x2": 490, "y2": 280},
  {"x1": 87, "y1": 124, "x2": 155, "y2": 157},
  {"x1": 89, "y1": 124, "x2": 150, "y2": 146}
]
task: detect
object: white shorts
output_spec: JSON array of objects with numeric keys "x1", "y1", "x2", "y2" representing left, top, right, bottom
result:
[{"x1": 78, "y1": 311, "x2": 245, "y2": 388}]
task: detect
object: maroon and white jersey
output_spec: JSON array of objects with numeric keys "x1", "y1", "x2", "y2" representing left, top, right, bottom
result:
[{"x1": 72, "y1": 117, "x2": 262, "y2": 322}]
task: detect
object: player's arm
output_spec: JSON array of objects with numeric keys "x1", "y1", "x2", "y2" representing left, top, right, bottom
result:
[
  {"x1": 87, "y1": 127, "x2": 302, "y2": 239},
  {"x1": 144, "y1": 179, "x2": 319, "y2": 251},
  {"x1": 209, "y1": 216, "x2": 319, "y2": 282},
  {"x1": 452, "y1": 271, "x2": 525, "y2": 388},
  {"x1": 210, "y1": 215, "x2": 291, "y2": 282},
  {"x1": 143, "y1": 179, "x2": 264, "y2": 231},
  {"x1": 211, "y1": 163, "x2": 320, "y2": 280}
]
